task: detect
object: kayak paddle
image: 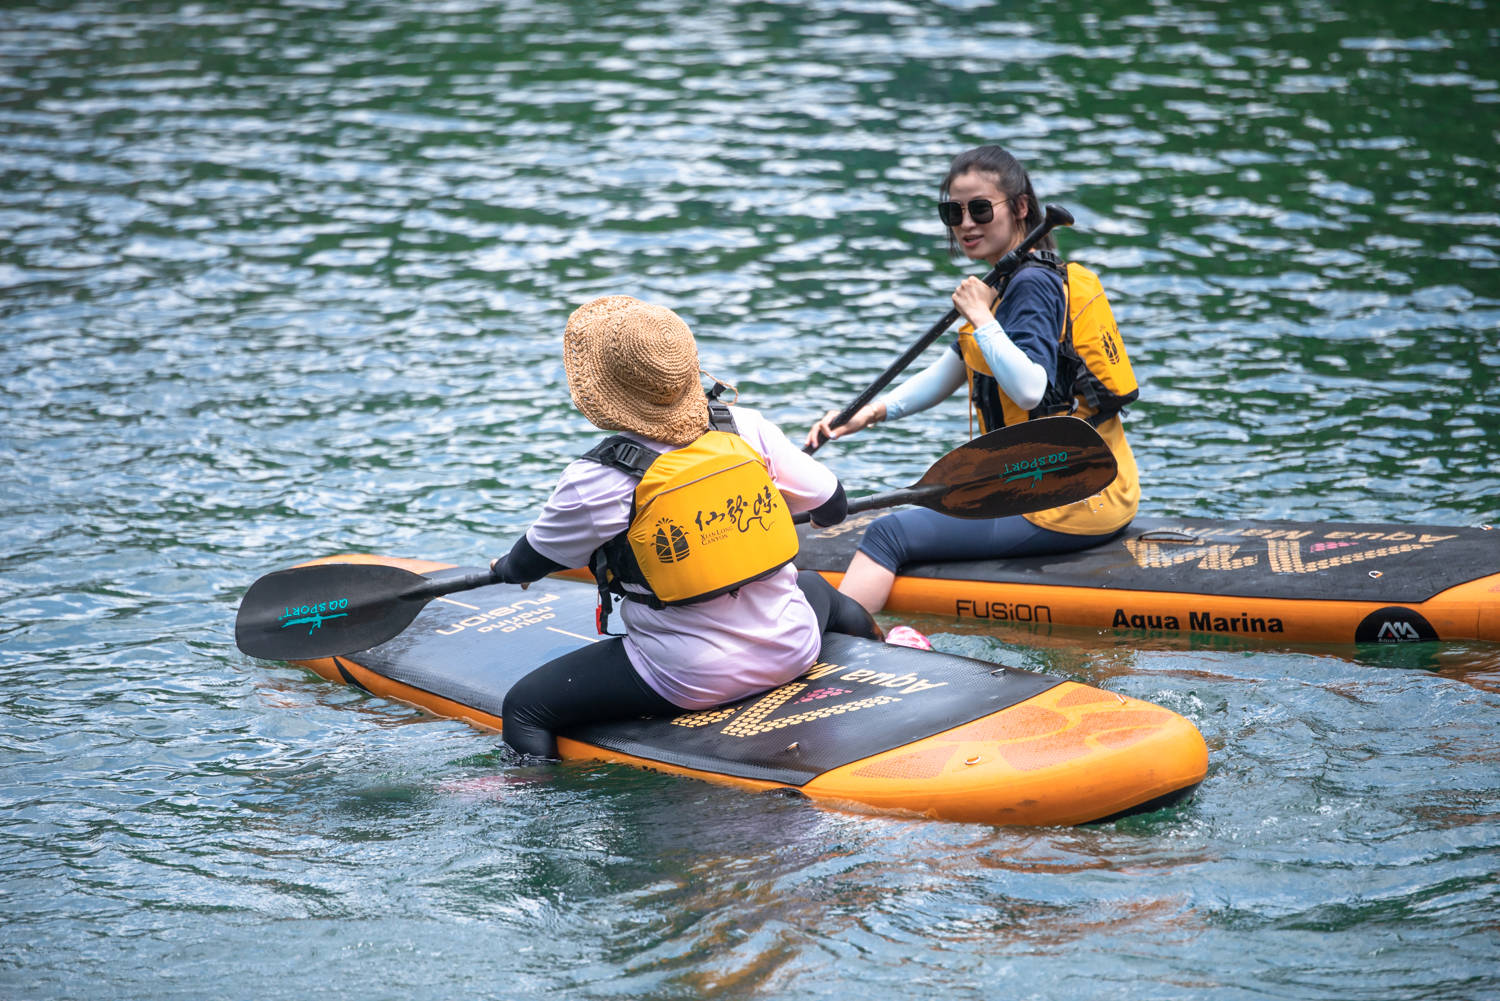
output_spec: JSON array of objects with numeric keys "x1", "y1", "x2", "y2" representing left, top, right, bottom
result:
[
  {"x1": 792, "y1": 414, "x2": 1115, "y2": 524},
  {"x1": 235, "y1": 416, "x2": 1114, "y2": 662},
  {"x1": 804, "y1": 203, "x2": 1075, "y2": 455},
  {"x1": 235, "y1": 561, "x2": 502, "y2": 662}
]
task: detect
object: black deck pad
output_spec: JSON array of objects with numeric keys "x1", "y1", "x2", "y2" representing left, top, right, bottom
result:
[
  {"x1": 344, "y1": 570, "x2": 1060, "y2": 786},
  {"x1": 797, "y1": 515, "x2": 1498, "y2": 604}
]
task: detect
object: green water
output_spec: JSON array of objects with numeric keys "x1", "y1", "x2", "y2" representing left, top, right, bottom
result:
[{"x1": 2, "y1": 1, "x2": 1498, "y2": 998}]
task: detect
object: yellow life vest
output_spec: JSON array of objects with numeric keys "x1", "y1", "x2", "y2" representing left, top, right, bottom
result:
[
  {"x1": 584, "y1": 404, "x2": 799, "y2": 617},
  {"x1": 956, "y1": 257, "x2": 1139, "y2": 432},
  {"x1": 955, "y1": 256, "x2": 1142, "y2": 536}
]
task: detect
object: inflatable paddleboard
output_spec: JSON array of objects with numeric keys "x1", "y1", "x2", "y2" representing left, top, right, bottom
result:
[
  {"x1": 274, "y1": 555, "x2": 1208, "y2": 826},
  {"x1": 793, "y1": 515, "x2": 1500, "y2": 645}
]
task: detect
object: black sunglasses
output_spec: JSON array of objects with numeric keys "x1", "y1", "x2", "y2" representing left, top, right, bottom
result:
[{"x1": 937, "y1": 198, "x2": 996, "y2": 226}]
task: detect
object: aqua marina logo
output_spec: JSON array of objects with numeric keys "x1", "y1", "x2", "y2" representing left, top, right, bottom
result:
[{"x1": 279, "y1": 598, "x2": 350, "y2": 634}]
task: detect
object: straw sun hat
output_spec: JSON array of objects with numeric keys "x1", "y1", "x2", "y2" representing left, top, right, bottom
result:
[{"x1": 563, "y1": 295, "x2": 710, "y2": 447}]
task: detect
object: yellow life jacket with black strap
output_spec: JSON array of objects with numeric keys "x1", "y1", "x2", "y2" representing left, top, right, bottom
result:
[
  {"x1": 955, "y1": 252, "x2": 1142, "y2": 536},
  {"x1": 956, "y1": 252, "x2": 1139, "y2": 433},
  {"x1": 582, "y1": 402, "x2": 799, "y2": 632}
]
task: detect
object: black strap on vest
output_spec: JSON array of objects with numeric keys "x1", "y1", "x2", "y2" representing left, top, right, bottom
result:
[
  {"x1": 977, "y1": 251, "x2": 1125, "y2": 430},
  {"x1": 582, "y1": 436, "x2": 653, "y2": 478},
  {"x1": 580, "y1": 399, "x2": 739, "y2": 633},
  {"x1": 970, "y1": 253, "x2": 1068, "y2": 430},
  {"x1": 707, "y1": 401, "x2": 736, "y2": 432},
  {"x1": 582, "y1": 402, "x2": 737, "y2": 478}
]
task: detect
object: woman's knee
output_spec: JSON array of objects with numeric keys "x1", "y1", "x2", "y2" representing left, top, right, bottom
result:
[
  {"x1": 797, "y1": 568, "x2": 881, "y2": 640},
  {"x1": 828, "y1": 589, "x2": 882, "y2": 640},
  {"x1": 500, "y1": 640, "x2": 665, "y2": 759},
  {"x1": 855, "y1": 513, "x2": 908, "y2": 572}
]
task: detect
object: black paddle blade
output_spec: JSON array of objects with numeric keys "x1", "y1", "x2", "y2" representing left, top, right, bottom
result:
[
  {"x1": 235, "y1": 562, "x2": 432, "y2": 661},
  {"x1": 914, "y1": 416, "x2": 1118, "y2": 518}
]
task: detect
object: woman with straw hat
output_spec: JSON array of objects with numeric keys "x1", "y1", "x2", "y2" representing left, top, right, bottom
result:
[{"x1": 487, "y1": 295, "x2": 880, "y2": 759}]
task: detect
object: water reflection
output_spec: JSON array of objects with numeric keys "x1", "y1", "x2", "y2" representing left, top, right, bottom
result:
[{"x1": 3, "y1": 0, "x2": 1499, "y2": 997}]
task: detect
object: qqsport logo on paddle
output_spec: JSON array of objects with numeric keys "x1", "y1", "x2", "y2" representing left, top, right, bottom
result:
[
  {"x1": 1001, "y1": 450, "x2": 1071, "y2": 486},
  {"x1": 279, "y1": 598, "x2": 350, "y2": 635}
]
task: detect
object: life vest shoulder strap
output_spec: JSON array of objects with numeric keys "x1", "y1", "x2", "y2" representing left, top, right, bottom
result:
[
  {"x1": 1058, "y1": 261, "x2": 1139, "y2": 425},
  {"x1": 1019, "y1": 249, "x2": 1067, "y2": 280},
  {"x1": 580, "y1": 401, "x2": 738, "y2": 479},
  {"x1": 582, "y1": 435, "x2": 655, "y2": 478},
  {"x1": 578, "y1": 438, "x2": 663, "y2": 628},
  {"x1": 707, "y1": 401, "x2": 737, "y2": 434}
]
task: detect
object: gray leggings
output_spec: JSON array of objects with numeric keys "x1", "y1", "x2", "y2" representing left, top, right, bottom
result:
[{"x1": 858, "y1": 508, "x2": 1122, "y2": 572}]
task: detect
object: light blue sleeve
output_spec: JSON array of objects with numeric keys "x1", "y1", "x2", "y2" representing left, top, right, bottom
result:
[
  {"x1": 879, "y1": 349, "x2": 968, "y2": 421},
  {"x1": 972, "y1": 319, "x2": 1049, "y2": 411}
]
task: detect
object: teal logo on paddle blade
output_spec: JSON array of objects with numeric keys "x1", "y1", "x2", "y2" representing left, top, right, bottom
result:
[
  {"x1": 279, "y1": 598, "x2": 351, "y2": 635},
  {"x1": 1001, "y1": 450, "x2": 1072, "y2": 486}
]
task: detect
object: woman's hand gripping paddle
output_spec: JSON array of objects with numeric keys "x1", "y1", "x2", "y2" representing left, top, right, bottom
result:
[
  {"x1": 804, "y1": 203, "x2": 1075, "y2": 455},
  {"x1": 236, "y1": 416, "x2": 1114, "y2": 663},
  {"x1": 793, "y1": 414, "x2": 1116, "y2": 525}
]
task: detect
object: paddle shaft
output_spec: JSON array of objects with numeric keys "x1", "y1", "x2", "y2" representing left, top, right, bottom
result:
[
  {"x1": 403, "y1": 570, "x2": 493, "y2": 602},
  {"x1": 791, "y1": 485, "x2": 942, "y2": 525},
  {"x1": 804, "y1": 203, "x2": 1075, "y2": 455}
]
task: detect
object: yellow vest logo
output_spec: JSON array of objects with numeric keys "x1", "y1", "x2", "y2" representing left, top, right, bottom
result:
[
  {"x1": 653, "y1": 518, "x2": 691, "y2": 564},
  {"x1": 1102, "y1": 326, "x2": 1121, "y2": 365}
]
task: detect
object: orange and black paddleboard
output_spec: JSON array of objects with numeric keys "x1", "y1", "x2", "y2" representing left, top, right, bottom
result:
[
  {"x1": 796, "y1": 515, "x2": 1500, "y2": 646},
  {"x1": 272, "y1": 555, "x2": 1208, "y2": 827}
]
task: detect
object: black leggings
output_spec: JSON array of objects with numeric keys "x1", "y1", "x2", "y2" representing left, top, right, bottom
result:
[
  {"x1": 501, "y1": 571, "x2": 881, "y2": 758},
  {"x1": 794, "y1": 569, "x2": 883, "y2": 642}
]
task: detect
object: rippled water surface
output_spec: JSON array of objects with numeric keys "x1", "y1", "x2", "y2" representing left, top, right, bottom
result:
[{"x1": 3, "y1": 1, "x2": 1498, "y2": 998}]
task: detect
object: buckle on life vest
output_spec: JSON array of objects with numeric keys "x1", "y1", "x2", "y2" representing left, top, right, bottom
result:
[
  {"x1": 594, "y1": 589, "x2": 625, "y2": 636},
  {"x1": 609, "y1": 440, "x2": 646, "y2": 472}
]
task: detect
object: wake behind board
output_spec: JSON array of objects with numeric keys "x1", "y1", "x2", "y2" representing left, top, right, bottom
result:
[
  {"x1": 274, "y1": 555, "x2": 1207, "y2": 826},
  {"x1": 795, "y1": 515, "x2": 1500, "y2": 645}
]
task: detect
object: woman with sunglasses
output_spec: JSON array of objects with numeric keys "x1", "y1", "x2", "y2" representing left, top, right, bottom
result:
[{"x1": 804, "y1": 144, "x2": 1140, "y2": 615}]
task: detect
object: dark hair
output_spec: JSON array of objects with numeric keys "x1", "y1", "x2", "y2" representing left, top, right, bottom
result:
[{"x1": 940, "y1": 145, "x2": 1054, "y2": 258}]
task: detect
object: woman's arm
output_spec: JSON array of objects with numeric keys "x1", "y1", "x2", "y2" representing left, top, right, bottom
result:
[
  {"x1": 804, "y1": 341, "x2": 970, "y2": 448},
  {"x1": 490, "y1": 534, "x2": 567, "y2": 583},
  {"x1": 971, "y1": 319, "x2": 1049, "y2": 411},
  {"x1": 954, "y1": 270, "x2": 1057, "y2": 411},
  {"x1": 490, "y1": 460, "x2": 636, "y2": 579},
  {"x1": 879, "y1": 348, "x2": 969, "y2": 421}
]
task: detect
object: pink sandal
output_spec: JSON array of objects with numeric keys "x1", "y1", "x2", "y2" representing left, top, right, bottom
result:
[{"x1": 884, "y1": 625, "x2": 933, "y2": 650}]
